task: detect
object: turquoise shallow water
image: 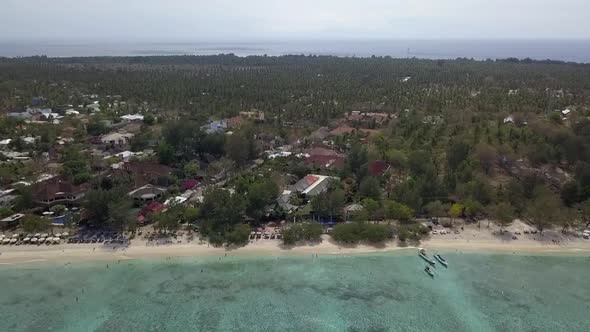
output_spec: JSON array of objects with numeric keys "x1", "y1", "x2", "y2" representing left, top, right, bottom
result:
[{"x1": 1, "y1": 252, "x2": 589, "y2": 332}]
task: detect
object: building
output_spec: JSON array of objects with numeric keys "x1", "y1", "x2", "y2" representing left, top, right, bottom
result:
[
  {"x1": 121, "y1": 114, "x2": 144, "y2": 122},
  {"x1": 239, "y1": 110, "x2": 265, "y2": 122},
  {"x1": 0, "y1": 213, "x2": 25, "y2": 229},
  {"x1": 292, "y1": 174, "x2": 338, "y2": 197},
  {"x1": 128, "y1": 184, "x2": 167, "y2": 204},
  {"x1": 101, "y1": 132, "x2": 135, "y2": 146},
  {"x1": 31, "y1": 178, "x2": 90, "y2": 206},
  {"x1": 368, "y1": 160, "x2": 391, "y2": 177},
  {"x1": 303, "y1": 147, "x2": 345, "y2": 170},
  {"x1": 202, "y1": 120, "x2": 227, "y2": 134}
]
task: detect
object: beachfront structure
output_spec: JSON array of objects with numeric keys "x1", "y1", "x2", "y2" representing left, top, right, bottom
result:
[
  {"x1": 292, "y1": 174, "x2": 338, "y2": 197},
  {"x1": 31, "y1": 178, "x2": 90, "y2": 206},
  {"x1": 128, "y1": 184, "x2": 167, "y2": 204}
]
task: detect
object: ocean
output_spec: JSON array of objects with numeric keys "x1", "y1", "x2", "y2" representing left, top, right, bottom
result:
[
  {"x1": 1, "y1": 40, "x2": 590, "y2": 62},
  {"x1": 0, "y1": 251, "x2": 589, "y2": 331}
]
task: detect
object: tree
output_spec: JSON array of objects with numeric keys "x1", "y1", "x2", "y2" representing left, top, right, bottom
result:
[
  {"x1": 154, "y1": 205, "x2": 182, "y2": 233},
  {"x1": 143, "y1": 114, "x2": 155, "y2": 125},
  {"x1": 226, "y1": 224, "x2": 251, "y2": 246},
  {"x1": 184, "y1": 207, "x2": 200, "y2": 223},
  {"x1": 463, "y1": 199, "x2": 484, "y2": 219},
  {"x1": 245, "y1": 178, "x2": 279, "y2": 221},
  {"x1": 311, "y1": 186, "x2": 346, "y2": 220},
  {"x1": 448, "y1": 203, "x2": 464, "y2": 222},
  {"x1": 488, "y1": 202, "x2": 514, "y2": 230},
  {"x1": 50, "y1": 205, "x2": 66, "y2": 216},
  {"x1": 361, "y1": 198, "x2": 380, "y2": 220},
  {"x1": 22, "y1": 215, "x2": 50, "y2": 233},
  {"x1": 526, "y1": 189, "x2": 562, "y2": 234},
  {"x1": 200, "y1": 188, "x2": 246, "y2": 235},
  {"x1": 423, "y1": 200, "x2": 446, "y2": 218},
  {"x1": 157, "y1": 143, "x2": 174, "y2": 165},
  {"x1": 183, "y1": 161, "x2": 201, "y2": 179},
  {"x1": 476, "y1": 143, "x2": 497, "y2": 174},
  {"x1": 580, "y1": 199, "x2": 590, "y2": 227},
  {"x1": 384, "y1": 200, "x2": 414, "y2": 221},
  {"x1": 0, "y1": 207, "x2": 13, "y2": 218},
  {"x1": 83, "y1": 187, "x2": 131, "y2": 227},
  {"x1": 358, "y1": 176, "x2": 381, "y2": 200},
  {"x1": 448, "y1": 141, "x2": 471, "y2": 171},
  {"x1": 282, "y1": 222, "x2": 323, "y2": 245}
]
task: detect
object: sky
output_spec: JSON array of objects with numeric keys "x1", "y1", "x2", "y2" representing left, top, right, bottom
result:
[{"x1": 1, "y1": 0, "x2": 589, "y2": 41}]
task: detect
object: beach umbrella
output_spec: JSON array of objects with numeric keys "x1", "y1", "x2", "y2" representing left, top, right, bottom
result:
[
  {"x1": 62, "y1": 232, "x2": 69, "y2": 237},
  {"x1": 55, "y1": 233, "x2": 62, "y2": 237},
  {"x1": 10, "y1": 239, "x2": 17, "y2": 244},
  {"x1": 31, "y1": 238, "x2": 38, "y2": 243},
  {"x1": 34, "y1": 233, "x2": 41, "y2": 237},
  {"x1": 2, "y1": 239, "x2": 10, "y2": 244},
  {"x1": 39, "y1": 237, "x2": 46, "y2": 243},
  {"x1": 23, "y1": 237, "x2": 30, "y2": 242},
  {"x1": 53, "y1": 237, "x2": 61, "y2": 243},
  {"x1": 41, "y1": 233, "x2": 49, "y2": 238},
  {"x1": 0, "y1": 234, "x2": 5, "y2": 238},
  {"x1": 12, "y1": 234, "x2": 19, "y2": 238}
]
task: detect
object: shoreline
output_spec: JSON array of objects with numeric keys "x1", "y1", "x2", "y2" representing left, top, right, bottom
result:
[{"x1": 2, "y1": 234, "x2": 590, "y2": 266}]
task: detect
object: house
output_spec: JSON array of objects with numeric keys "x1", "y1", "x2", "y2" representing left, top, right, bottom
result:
[
  {"x1": 347, "y1": 111, "x2": 390, "y2": 127},
  {"x1": 128, "y1": 184, "x2": 167, "y2": 204},
  {"x1": 202, "y1": 120, "x2": 227, "y2": 134},
  {"x1": 276, "y1": 189, "x2": 298, "y2": 213},
  {"x1": 65, "y1": 109, "x2": 80, "y2": 116},
  {"x1": 0, "y1": 189, "x2": 18, "y2": 208},
  {"x1": 561, "y1": 109, "x2": 572, "y2": 116},
  {"x1": 309, "y1": 127, "x2": 330, "y2": 142},
  {"x1": 329, "y1": 125, "x2": 356, "y2": 136},
  {"x1": 119, "y1": 161, "x2": 174, "y2": 187},
  {"x1": 31, "y1": 177, "x2": 90, "y2": 206},
  {"x1": 101, "y1": 132, "x2": 135, "y2": 146},
  {"x1": 239, "y1": 110, "x2": 265, "y2": 122},
  {"x1": 86, "y1": 103, "x2": 101, "y2": 112},
  {"x1": 343, "y1": 203, "x2": 363, "y2": 220},
  {"x1": 226, "y1": 116, "x2": 244, "y2": 129},
  {"x1": 368, "y1": 160, "x2": 391, "y2": 177},
  {"x1": 164, "y1": 196, "x2": 188, "y2": 206},
  {"x1": 121, "y1": 114, "x2": 144, "y2": 122},
  {"x1": 303, "y1": 147, "x2": 345, "y2": 170},
  {"x1": 292, "y1": 174, "x2": 338, "y2": 197},
  {"x1": 0, "y1": 213, "x2": 25, "y2": 228},
  {"x1": 503, "y1": 115, "x2": 515, "y2": 124},
  {"x1": 180, "y1": 179, "x2": 200, "y2": 191}
]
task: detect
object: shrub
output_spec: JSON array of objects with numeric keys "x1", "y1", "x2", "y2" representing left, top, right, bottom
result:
[{"x1": 282, "y1": 222, "x2": 323, "y2": 245}]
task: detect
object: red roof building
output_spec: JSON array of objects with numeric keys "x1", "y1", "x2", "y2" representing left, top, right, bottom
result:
[{"x1": 368, "y1": 160, "x2": 391, "y2": 177}]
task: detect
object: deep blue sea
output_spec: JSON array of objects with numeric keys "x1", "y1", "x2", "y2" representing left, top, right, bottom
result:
[
  {"x1": 1, "y1": 252, "x2": 589, "y2": 331},
  {"x1": 1, "y1": 39, "x2": 590, "y2": 62}
]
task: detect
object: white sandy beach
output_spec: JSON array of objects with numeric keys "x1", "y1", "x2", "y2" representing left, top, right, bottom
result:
[{"x1": 1, "y1": 222, "x2": 590, "y2": 265}]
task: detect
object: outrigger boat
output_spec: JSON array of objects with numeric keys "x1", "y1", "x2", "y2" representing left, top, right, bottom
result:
[
  {"x1": 424, "y1": 265, "x2": 435, "y2": 277},
  {"x1": 434, "y1": 254, "x2": 448, "y2": 267},
  {"x1": 418, "y1": 248, "x2": 436, "y2": 266}
]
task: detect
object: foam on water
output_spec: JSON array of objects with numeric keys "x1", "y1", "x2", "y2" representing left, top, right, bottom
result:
[{"x1": 0, "y1": 252, "x2": 589, "y2": 331}]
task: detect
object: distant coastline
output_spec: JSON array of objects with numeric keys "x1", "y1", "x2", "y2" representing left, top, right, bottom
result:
[{"x1": 1, "y1": 39, "x2": 590, "y2": 63}]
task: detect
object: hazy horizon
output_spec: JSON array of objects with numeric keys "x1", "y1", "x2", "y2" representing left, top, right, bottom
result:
[{"x1": 2, "y1": 0, "x2": 590, "y2": 41}]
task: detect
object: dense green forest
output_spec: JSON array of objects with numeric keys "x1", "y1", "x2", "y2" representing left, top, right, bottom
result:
[{"x1": 1, "y1": 55, "x2": 590, "y2": 245}]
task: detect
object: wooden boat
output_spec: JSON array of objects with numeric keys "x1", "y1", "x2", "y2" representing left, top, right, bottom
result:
[
  {"x1": 434, "y1": 254, "x2": 448, "y2": 267},
  {"x1": 424, "y1": 266, "x2": 435, "y2": 277},
  {"x1": 418, "y1": 248, "x2": 436, "y2": 266}
]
